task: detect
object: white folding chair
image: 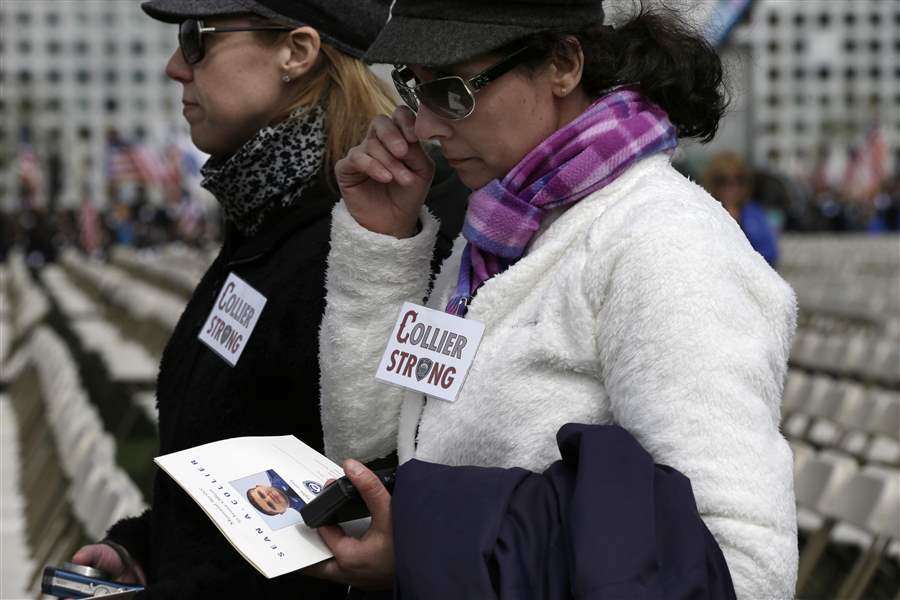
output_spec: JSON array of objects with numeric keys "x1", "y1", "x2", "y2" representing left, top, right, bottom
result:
[
  {"x1": 821, "y1": 467, "x2": 900, "y2": 600},
  {"x1": 783, "y1": 374, "x2": 836, "y2": 440},
  {"x1": 808, "y1": 382, "x2": 867, "y2": 448},
  {"x1": 782, "y1": 370, "x2": 810, "y2": 417},
  {"x1": 864, "y1": 393, "x2": 900, "y2": 466},
  {"x1": 791, "y1": 439, "x2": 816, "y2": 474},
  {"x1": 795, "y1": 451, "x2": 859, "y2": 590}
]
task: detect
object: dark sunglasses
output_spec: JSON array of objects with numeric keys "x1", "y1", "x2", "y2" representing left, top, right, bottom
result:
[
  {"x1": 391, "y1": 47, "x2": 541, "y2": 120},
  {"x1": 178, "y1": 18, "x2": 292, "y2": 65}
]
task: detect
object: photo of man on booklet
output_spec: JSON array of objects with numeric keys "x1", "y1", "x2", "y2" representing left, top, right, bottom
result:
[{"x1": 231, "y1": 469, "x2": 315, "y2": 531}]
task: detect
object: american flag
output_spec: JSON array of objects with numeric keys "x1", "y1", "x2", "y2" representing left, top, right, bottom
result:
[
  {"x1": 16, "y1": 144, "x2": 46, "y2": 208},
  {"x1": 106, "y1": 143, "x2": 141, "y2": 184},
  {"x1": 79, "y1": 197, "x2": 102, "y2": 255},
  {"x1": 844, "y1": 126, "x2": 888, "y2": 202},
  {"x1": 106, "y1": 143, "x2": 173, "y2": 188}
]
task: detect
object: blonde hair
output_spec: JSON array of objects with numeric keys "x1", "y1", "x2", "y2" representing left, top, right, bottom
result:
[{"x1": 256, "y1": 22, "x2": 397, "y2": 191}]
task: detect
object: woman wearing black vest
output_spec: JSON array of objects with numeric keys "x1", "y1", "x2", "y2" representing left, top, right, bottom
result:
[{"x1": 69, "y1": 1, "x2": 466, "y2": 598}]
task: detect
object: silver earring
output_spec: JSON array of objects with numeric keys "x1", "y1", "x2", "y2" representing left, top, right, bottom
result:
[{"x1": 282, "y1": 74, "x2": 291, "y2": 83}]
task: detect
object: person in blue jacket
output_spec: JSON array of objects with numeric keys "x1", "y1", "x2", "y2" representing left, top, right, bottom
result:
[{"x1": 704, "y1": 151, "x2": 780, "y2": 266}]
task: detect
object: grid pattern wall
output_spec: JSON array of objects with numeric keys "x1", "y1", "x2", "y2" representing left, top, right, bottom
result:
[
  {"x1": 0, "y1": 0, "x2": 183, "y2": 209},
  {"x1": 734, "y1": 0, "x2": 900, "y2": 176}
]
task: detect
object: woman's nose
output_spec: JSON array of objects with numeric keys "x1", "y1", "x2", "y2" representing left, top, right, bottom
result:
[
  {"x1": 165, "y1": 48, "x2": 192, "y2": 83},
  {"x1": 413, "y1": 104, "x2": 453, "y2": 142}
]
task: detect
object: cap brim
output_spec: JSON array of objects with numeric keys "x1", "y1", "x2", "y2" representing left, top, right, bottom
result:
[
  {"x1": 364, "y1": 15, "x2": 539, "y2": 66},
  {"x1": 141, "y1": 0, "x2": 250, "y2": 24}
]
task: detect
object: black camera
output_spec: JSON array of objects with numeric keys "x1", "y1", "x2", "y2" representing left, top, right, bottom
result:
[{"x1": 300, "y1": 468, "x2": 395, "y2": 528}]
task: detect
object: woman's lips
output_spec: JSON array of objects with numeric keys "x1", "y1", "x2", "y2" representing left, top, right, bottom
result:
[
  {"x1": 446, "y1": 156, "x2": 474, "y2": 167},
  {"x1": 182, "y1": 102, "x2": 200, "y2": 117}
]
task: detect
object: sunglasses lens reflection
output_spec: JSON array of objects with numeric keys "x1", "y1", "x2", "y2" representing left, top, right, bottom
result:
[
  {"x1": 391, "y1": 71, "x2": 419, "y2": 113},
  {"x1": 179, "y1": 19, "x2": 202, "y2": 64},
  {"x1": 418, "y1": 77, "x2": 474, "y2": 120}
]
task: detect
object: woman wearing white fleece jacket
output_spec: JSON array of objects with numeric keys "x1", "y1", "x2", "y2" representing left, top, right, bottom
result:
[
  {"x1": 313, "y1": 2, "x2": 798, "y2": 598},
  {"x1": 321, "y1": 155, "x2": 798, "y2": 599}
]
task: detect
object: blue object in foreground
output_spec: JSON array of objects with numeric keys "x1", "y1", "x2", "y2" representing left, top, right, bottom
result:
[{"x1": 392, "y1": 424, "x2": 737, "y2": 600}]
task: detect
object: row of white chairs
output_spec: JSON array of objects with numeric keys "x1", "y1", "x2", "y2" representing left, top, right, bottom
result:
[
  {"x1": 785, "y1": 276, "x2": 900, "y2": 327},
  {"x1": 780, "y1": 234, "x2": 900, "y2": 275},
  {"x1": 0, "y1": 394, "x2": 35, "y2": 600},
  {"x1": 783, "y1": 370, "x2": 900, "y2": 465},
  {"x1": 70, "y1": 319, "x2": 159, "y2": 384},
  {"x1": 790, "y1": 329, "x2": 900, "y2": 387},
  {"x1": 792, "y1": 442, "x2": 900, "y2": 599},
  {"x1": 28, "y1": 326, "x2": 147, "y2": 541},
  {"x1": 156, "y1": 241, "x2": 217, "y2": 274},
  {"x1": 779, "y1": 236, "x2": 899, "y2": 340},
  {"x1": 33, "y1": 263, "x2": 159, "y2": 385},
  {"x1": 133, "y1": 390, "x2": 159, "y2": 425},
  {"x1": 61, "y1": 249, "x2": 186, "y2": 333},
  {"x1": 7, "y1": 252, "x2": 50, "y2": 340},
  {"x1": 40, "y1": 265, "x2": 100, "y2": 320},
  {"x1": 110, "y1": 245, "x2": 207, "y2": 298},
  {"x1": 0, "y1": 265, "x2": 10, "y2": 370},
  {"x1": 785, "y1": 272, "x2": 900, "y2": 305}
]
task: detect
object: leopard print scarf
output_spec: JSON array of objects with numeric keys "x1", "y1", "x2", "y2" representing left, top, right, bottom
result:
[{"x1": 201, "y1": 105, "x2": 326, "y2": 237}]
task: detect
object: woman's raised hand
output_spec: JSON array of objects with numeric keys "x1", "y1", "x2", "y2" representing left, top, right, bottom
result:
[{"x1": 335, "y1": 106, "x2": 434, "y2": 239}]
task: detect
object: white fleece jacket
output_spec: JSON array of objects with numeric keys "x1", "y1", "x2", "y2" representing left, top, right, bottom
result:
[{"x1": 319, "y1": 154, "x2": 798, "y2": 599}]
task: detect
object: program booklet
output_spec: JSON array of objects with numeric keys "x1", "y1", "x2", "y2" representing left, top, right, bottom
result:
[{"x1": 155, "y1": 435, "x2": 345, "y2": 578}]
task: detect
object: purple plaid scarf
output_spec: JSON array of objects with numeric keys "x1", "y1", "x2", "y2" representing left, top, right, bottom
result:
[{"x1": 446, "y1": 87, "x2": 677, "y2": 316}]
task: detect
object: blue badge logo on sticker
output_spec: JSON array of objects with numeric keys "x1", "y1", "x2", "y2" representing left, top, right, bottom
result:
[{"x1": 304, "y1": 481, "x2": 323, "y2": 495}]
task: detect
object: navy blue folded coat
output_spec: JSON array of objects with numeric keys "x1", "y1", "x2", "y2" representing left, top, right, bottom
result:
[{"x1": 391, "y1": 424, "x2": 737, "y2": 600}]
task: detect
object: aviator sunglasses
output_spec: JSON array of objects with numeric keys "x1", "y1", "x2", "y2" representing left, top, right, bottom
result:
[
  {"x1": 178, "y1": 18, "x2": 292, "y2": 65},
  {"x1": 391, "y1": 46, "x2": 541, "y2": 120}
]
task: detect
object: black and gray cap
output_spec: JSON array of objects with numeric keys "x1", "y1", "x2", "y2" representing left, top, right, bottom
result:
[
  {"x1": 141, "y1": 0, "x2": 389, "y2": 59},
  {"x1": 365, "y1": 0, "x2": 605, "y2": 67}
]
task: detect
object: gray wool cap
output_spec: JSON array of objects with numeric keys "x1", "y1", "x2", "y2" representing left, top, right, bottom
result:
[
  {"x1": 142, "y1": 0, "x2": 389, "y2": 59},
  {"x1": 365, "y1": 0, "x2": 605, "y2": 66}
]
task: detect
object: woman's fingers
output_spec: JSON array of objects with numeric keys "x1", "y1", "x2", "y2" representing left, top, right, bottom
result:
[
  {"x1": 342, "y1": 147, "x2": 393, "y2": 184},
  {"x1": 393, "y1": 106, "x2": 418, "y2": 143},
  {"x1": 360, "y1": 139, "x2": 417, "y2": 185},
  {"x1": 342, "y1": 459, "x2": 392, "y2": 531},
  {"x1": 317, "y1": 523, "x2": 350, "y2": 552},
  {"x1": 369, "y1": 114, "x2": 409, "y2": 159},
  {"x1": 340, "y1": 137, "x2": 423, "y2": 187},
  {"x1": 370, "y1": 112, "x2": 435, "y2": 181},
  {"x1": 71, "y1": 544, "x2": 125, "y2": 579},
  {"x1": 308, "y1": 463, "x2": 396, "y2": 589},
  {"x1": 302, "y1": 556, "x2": 343, "y2": 582}
]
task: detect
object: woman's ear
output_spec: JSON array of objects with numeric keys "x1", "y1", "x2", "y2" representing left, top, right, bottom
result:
[
  {"x1": 283, "y1": 25, "x2": 321, "y2": 80},
  {"x1": 550, "y1": 37, "x2": 584, "y2": 97}
]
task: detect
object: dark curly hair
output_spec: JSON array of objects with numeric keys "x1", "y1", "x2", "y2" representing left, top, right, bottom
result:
[{"x1": 504, "y1": 2, "x2": 728, "y2": 143}]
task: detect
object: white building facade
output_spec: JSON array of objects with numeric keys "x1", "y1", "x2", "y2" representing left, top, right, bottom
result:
[
  {"x1": 1, "y1": 0, "x2": 897, "y2": 210},
  {"x1": 693, "y1": 0, "x2": 899, "y2": 179},
  {"x1": 0, "y1": 0, "x2": 184, "y2": 210}
]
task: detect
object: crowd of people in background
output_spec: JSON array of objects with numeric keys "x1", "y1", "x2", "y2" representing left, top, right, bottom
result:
[
  {"x1": 4, "y1": 147, "x2": 898, "y2": 272},
  {"x1": 1, "y1": 187, "x2": 218, "y2": 267}
]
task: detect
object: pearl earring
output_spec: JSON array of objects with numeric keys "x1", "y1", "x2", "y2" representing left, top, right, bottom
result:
[{"x1": 282, "y1": 74, "x2": 291, "y2": 83}]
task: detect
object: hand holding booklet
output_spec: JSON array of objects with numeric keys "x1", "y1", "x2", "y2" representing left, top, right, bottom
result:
[{"x1": 154, "y1": 435, "x2": 345, "y2": 578}]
